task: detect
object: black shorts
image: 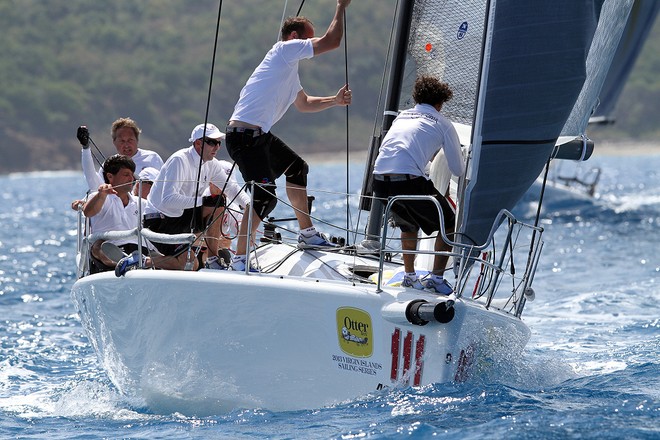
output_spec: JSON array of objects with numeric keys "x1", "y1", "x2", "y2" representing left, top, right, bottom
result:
[
  {"x1": 226, "y1": 129, "x2": 301, "y2": 219},
  {"x1": 372, "y1": 176, "x2": 455, "y2": 236},
  {"x1": 143, "y1": 207, "x2": 205, "y2": 256}
]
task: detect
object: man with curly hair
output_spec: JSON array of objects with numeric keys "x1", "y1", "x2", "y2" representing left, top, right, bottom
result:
[{"x1": 373, "y1": 76, "x2": 465, "y2": 294}]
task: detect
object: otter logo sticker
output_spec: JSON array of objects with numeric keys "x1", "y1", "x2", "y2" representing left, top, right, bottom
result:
[{"x1": 337, "y1": 307, "x2": 373, "y2": 357}]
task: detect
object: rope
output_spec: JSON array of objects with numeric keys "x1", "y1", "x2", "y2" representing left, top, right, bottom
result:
[
  {"x1": 342, "y1": 10, "x2": 351, "y2": 245},
  {"x1": 190, "y1": 0, "x2": 224, "y2": 236},
  {"x1": 296, "y1": 0, "x2": 306, "y2": 16},
  {"x1": 87, "y1": 136, "x2": 106, "y2": 167}
]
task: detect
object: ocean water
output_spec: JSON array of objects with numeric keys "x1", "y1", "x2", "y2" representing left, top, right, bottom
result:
[{"x1": 1, "y1": 152, "x2": 659, "y2": 439}]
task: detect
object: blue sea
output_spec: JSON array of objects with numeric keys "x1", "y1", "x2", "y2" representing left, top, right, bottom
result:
[{"x1": 1, "y1": 151, "x2": 659, "y2": 439}]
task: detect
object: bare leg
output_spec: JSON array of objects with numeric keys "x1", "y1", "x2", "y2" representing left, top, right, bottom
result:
[
  {"x1": 401, "y1": 230, "x2": 418, "y2": 274},
  {"x1": 201, "y1": 206, "x2": 225, "y2": 258},
  {"x1": 91, "y1": 241, "x2": 117, "y2": 267},
  {"x1": 432, "y1": 228, "x2": 452, "y2": 276},
  {"x1": 286, "y1": 182, "x2": 313, "y2": 230},
  {"x1": 235, "y1": 205, "x2": 260, "y2": 257},
  {"x1": 148, "y1": 253, "x2": 197, "y2": 271}
]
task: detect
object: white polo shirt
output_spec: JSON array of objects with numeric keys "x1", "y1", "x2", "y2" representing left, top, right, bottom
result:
[
  {"x1": 82, "y1": 147, "x2": 164, "y2": 191},
  {"x1": 88, "y1": 193, "x2": 149, "y2": 247}
]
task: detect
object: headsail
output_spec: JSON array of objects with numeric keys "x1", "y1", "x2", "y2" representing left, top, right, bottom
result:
[
  {"x1": 458, "y1": 0, "x2": 633, "y2": 246},
  {"x1": 562, "y1": 0, "x2": 639, "y2": 137},
  {"x1": 589, "y1": 0, "x2": 660, "y2": 124}
]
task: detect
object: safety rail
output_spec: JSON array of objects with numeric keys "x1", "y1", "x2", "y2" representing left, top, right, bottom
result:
[
  {"x1": 376, "y1": 194, "x2": 544, "y2": 317},
  {"x1": 75, "y1": 207, "x2": 196, "y2": 278}
]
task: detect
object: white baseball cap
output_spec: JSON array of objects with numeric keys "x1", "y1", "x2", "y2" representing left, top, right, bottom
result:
[
  {"x1": 138, "y1": 167, "x2": 159, "y2": 182},
  {"x1": 188, "y1": 123, "x2": 225, "y2": 143}
]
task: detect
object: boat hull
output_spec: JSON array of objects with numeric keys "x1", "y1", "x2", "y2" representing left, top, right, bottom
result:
[{"x1": 72, "y1": 268, "x2": 530, "y2": 414}]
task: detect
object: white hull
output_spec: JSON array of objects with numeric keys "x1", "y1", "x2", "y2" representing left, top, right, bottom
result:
[{"x1": 71, "y1": 244, "x2": 530, "y2": 414}]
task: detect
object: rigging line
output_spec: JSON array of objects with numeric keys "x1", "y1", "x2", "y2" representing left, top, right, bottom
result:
[
  {"x1": 524, "y1": 156, "x2": 551, "y2": 275},
  {"x1": 277, "y1": 0, "x2": 289, "y2": 41},
  {"x1": 87, "y1": 137, "x2": 106, "y2": 167},
  {"x1": 190, "y1": 0, "x2": 224, "y2": 237},
  {"x1": 352, "y1": 0, "x2": 397, "y2": 246},
  {"x1": 296, "y1": 0, "x2": 306, "y2": 17},
  {"x1": 343, "y1": 9, "x2": 350, "y2": 245}
]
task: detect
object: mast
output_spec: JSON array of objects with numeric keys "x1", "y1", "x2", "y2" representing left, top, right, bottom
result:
[{"x1": 359, "y1": 0, "x2": 415, "y2": 248}]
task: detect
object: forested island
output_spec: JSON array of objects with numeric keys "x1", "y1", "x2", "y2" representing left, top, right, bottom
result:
[{"x1": 1, "y1": 0, "x2": 657, "y2": 173}]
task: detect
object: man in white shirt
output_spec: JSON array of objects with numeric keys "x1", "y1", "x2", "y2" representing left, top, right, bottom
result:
[
  {"x1": 146, "y1": 123, "x2": 250, "y2": 268},
  {"x1": 77, "y1": 117, "x2": 164, "y2": 192},
  {"x1": 83, "y1": 154, "x2": 182, "y2": 275},
  {"x1": 225, "y1": 0, "x2": 352, "y2": 271},
  {"x1": 373, "y1": 76, "x2": 466, "y2": 295}
]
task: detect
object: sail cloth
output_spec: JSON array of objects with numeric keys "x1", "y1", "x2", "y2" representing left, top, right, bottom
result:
[
  {"x1": 562, "y1": 0, "x2": 638, "y2": 136},
  {"x1": 399, "y1": 0, "x2": 485, "y2": 126},
  {"x1": 589, "y1": 0, "x2": 660, "y2": 124},
  {"x1": 382, "y1": 0, "x2": 633, "y2": 247},
  {"x1": 457, "y1": 0, "x2": 633, "y2": 246}
]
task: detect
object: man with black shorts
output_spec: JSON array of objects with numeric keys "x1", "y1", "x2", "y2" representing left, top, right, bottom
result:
[
  {"x1": 373, "y1": 76, "x2": 465, "y2": 295},
  {"x1": 226, "y1": 0, "x2": 352, "y2": 272},
  {"x1": 146, "y1": 123, "x2": 250, "y2": 269}
]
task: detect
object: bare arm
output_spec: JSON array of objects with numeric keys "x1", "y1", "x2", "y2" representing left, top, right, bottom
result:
[
  {"x1": 293, "y1": 85, "x2": 352, "y2": 113},
  {"x1": 83, "y1": 184, "x2": 115, "y2": 217},
  {"x1": 311, "y1": 0, "x2": 351, "y2": 56}
]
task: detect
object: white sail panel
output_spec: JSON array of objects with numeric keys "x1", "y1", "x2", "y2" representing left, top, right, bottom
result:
[{"x1": 400, "y1": 0, "x2": 486, "y2": 125}]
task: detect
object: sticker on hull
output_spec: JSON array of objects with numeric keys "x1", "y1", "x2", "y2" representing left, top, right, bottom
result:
[{"x1": 336, "y1": 307, "x2": 373, "y2": 357}]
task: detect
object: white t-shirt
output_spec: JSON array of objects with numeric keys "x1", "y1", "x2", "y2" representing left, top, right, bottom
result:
[
  {"x1": 88, "y1": 193, "x2": 147, "y2": 247},
  {"x1": 230, "y1": 39, "x2": 314, "y2": 133},
  {"x1": 373, "y1": 104, "x2": 465, "y2": 178},
  {"x1": 147, "y1": 146, "x2": 250, "y2": 218},
  {"x1": 82, "y1": 148, "x2": 164, "y2": 191}
]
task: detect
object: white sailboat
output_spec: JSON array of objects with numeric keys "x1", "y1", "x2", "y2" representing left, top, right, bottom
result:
[{"x1": 71, "y1": 0, "x2": 635, "y2": 415}]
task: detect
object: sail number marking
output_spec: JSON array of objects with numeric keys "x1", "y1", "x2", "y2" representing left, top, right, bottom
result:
[{"x1": 390, "y1": 328, "x2": 425, "y2": 386}]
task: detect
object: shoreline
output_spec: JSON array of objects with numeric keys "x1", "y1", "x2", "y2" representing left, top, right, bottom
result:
[{"x1": 306, "y1": 140, "x2": 660, "y2": 164}]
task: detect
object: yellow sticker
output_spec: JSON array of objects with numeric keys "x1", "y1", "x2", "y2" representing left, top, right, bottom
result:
[{"x1": 336, "y1": 307, "x2": 373, "y2": 357}]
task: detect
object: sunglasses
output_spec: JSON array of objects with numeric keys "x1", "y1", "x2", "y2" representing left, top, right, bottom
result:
[{"x1": 203, "y1": 137, "x2": 221, "y2": 146}]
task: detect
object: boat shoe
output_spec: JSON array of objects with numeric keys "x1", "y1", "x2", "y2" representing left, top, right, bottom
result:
[
  {"x1": 115, "y1": 251, "x2": 145, "y2": 277},
  {"x1": 230, "y1": 257, "x2": 259, "y2": 273},
  {"x1": 204, "y1": 256, "x2": 228, "y2": 270},
  {"x1": 297, "y1": 231, "x2": 338, "y2": 249},
  {"x1": 401, "y1": 276, "x2": 425, "y2": 290},
  {"x1": 423, "y1": 277, "x2": 454, "y2": 295}
]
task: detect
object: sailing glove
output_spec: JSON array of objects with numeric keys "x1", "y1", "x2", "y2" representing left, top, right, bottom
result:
[{"x1": 77, "y1": 126, "x2": 90, "y2": 149}]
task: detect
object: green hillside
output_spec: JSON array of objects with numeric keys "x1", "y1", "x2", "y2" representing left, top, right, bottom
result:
[{"x1": 0, "y1": 1, "x2": 658, "y2": 173}]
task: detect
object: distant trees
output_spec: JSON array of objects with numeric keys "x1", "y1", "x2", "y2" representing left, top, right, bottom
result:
[{"x1": 0, "y1": 0, "x2": 657, "y2": 173}]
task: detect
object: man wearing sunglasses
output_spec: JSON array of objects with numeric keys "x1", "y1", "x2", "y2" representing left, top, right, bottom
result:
[{"x1": 146, "y1": 123, "x2": 250, "y2": 269}]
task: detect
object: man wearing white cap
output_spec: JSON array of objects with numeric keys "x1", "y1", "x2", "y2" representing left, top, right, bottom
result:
[
  {"x1": 146, "y1": 123, "x2": 250, "y2": 269},
  {"x1": 133, "y1": 166, "x2": 159, "y2": 199}
]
